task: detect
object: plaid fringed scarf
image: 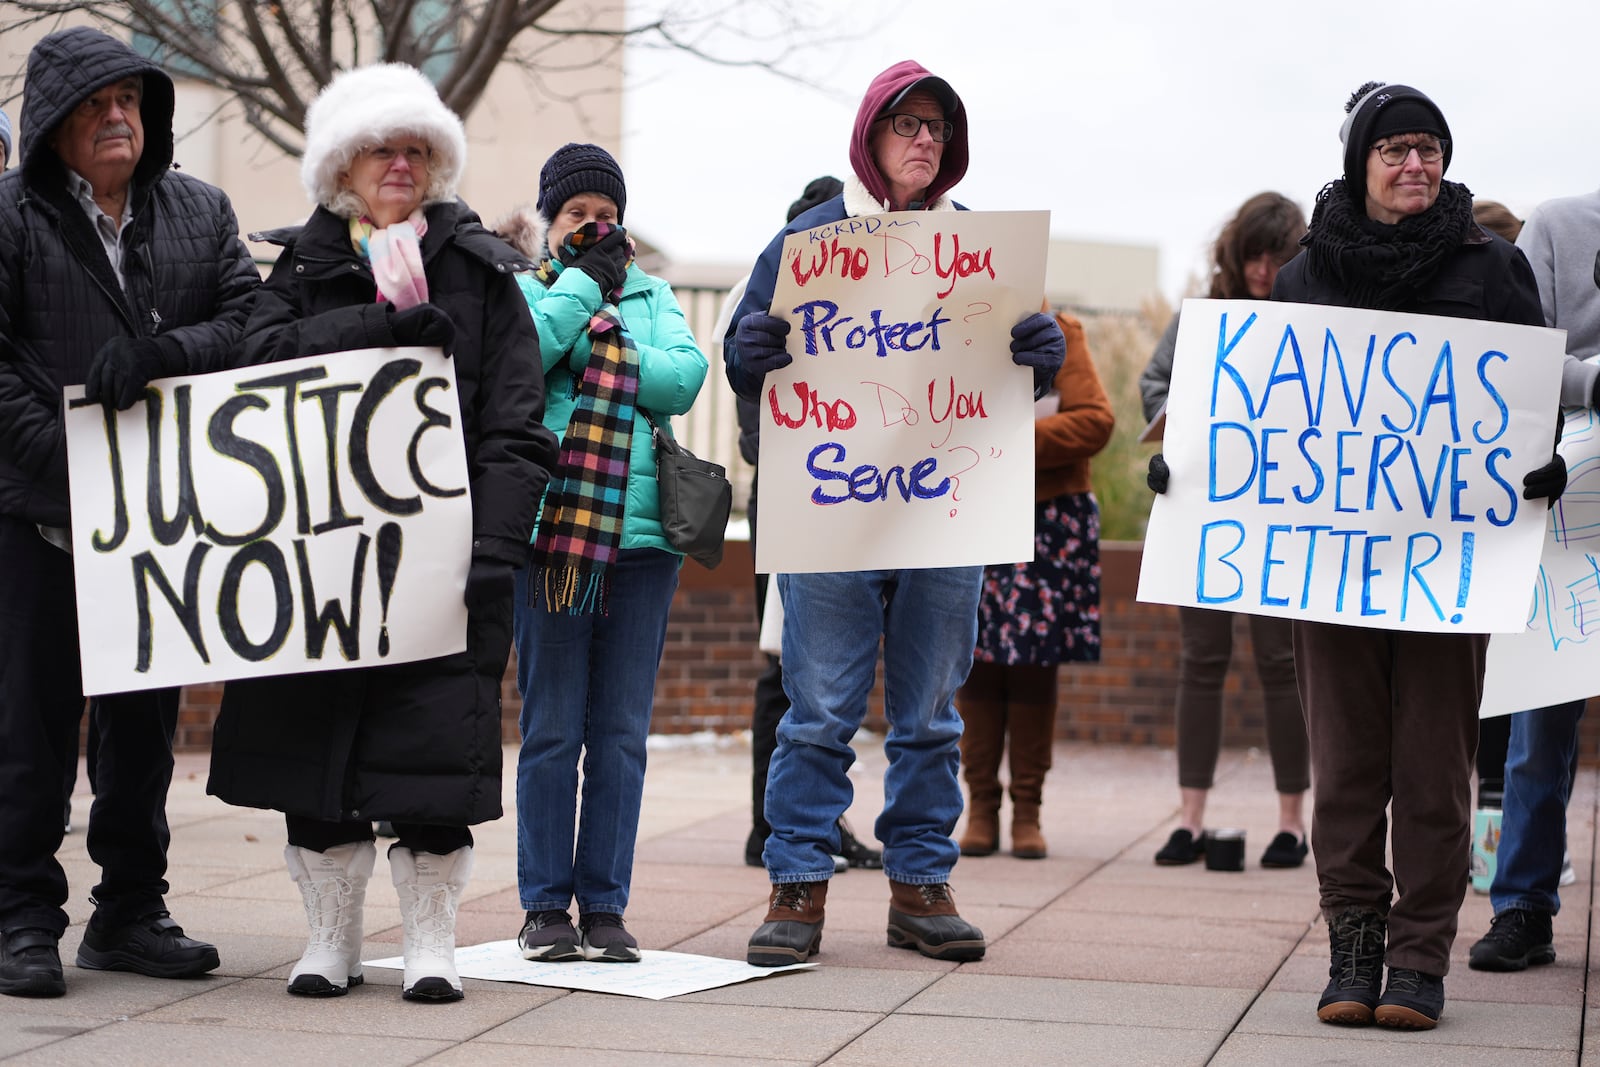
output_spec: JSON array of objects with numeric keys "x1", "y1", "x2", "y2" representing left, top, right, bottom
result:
[{"x1": 529, "y1": 226, "x2": 638, "y2": 614}]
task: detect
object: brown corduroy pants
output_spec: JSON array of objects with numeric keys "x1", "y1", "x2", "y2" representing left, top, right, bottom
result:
[{"x1": 1293, "y1": 619, "x2": 1483, "y2": 976}]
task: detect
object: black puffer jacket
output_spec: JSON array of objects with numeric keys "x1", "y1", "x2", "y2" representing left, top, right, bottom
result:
[
  {"x1": 0, "y1": 27, "x2": 259, "y2": 525},
  {"x1": 207, "y1": 201, "x2": 557, "y2": 827}
]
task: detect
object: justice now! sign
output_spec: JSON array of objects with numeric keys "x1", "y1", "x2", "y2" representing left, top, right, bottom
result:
[
  {"x1": 1137, "y1": 299, "x2": 1565, "y2": 633},
  {"x1": 65, "y1": 346, "x2": 473, "y2": 695},
  {"x1": 756, "y1": 209, "x2": 1049, "y2": 573}
]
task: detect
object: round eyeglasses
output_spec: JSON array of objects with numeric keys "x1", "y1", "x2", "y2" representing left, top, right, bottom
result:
[
  {"x1": 878, "y1": 113, "x2": 954, "y2": 143},
  {"x1": 1372, "y1": 139, "x2": 1447, "y2": 166}
]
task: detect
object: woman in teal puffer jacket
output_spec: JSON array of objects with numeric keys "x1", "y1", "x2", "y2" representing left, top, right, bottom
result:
[{"x1": 498, "y1": 143, "x2": 707, "y2": 965}]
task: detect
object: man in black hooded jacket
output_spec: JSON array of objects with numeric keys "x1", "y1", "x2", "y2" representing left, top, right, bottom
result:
[{"x1": 0, "y1": 27, "x2": 259, "y2": 998}]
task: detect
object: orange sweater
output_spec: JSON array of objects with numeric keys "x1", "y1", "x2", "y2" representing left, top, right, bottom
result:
[{"x1": 1034, "y1": 310, "x2": 1115, "y2": 500}]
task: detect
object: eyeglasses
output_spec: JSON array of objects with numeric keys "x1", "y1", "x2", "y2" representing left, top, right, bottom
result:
[
  {"x1": 1371, "y1": 139, "x2": 1447, "y2": 166},
  {"x1": 877, "y1": 113, "x2": 954, "y2": 143},
  {"x1": 362, "y1": 144, "x2": 430, "y2": 169}
]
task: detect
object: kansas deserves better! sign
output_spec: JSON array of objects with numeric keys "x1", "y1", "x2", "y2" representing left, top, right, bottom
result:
[{"x1": 1138, "y1": 299, "x2": 1564, "y2": 633}]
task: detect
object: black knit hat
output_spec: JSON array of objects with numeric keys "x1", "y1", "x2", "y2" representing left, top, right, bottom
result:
[
  {"x1": 1340, "y1": 82, "x2": 1452, "y2": 200},
  {"x1": 787, "y1": 175, "x2": 843, "y2": 223},
  {"x1": 537, "y1": 142, "x2": 626, "y2": 223}
]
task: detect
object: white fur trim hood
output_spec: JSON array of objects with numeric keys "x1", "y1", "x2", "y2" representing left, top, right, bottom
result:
[
  {"x1": 300, "y1": 63, "x2": 467, "y2": 210},
  {"x1": 843, "y1": 174, "x2": 954, "y2": 215}
]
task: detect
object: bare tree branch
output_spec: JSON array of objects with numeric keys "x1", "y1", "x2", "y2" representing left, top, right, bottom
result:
[{"x1": 3, "y1": 0, "x2": 842, "y2": 157}]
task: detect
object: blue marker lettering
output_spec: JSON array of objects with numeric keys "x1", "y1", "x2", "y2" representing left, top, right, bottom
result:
[
  {"x1": 1400, "y1": 531, "x2": 1444, "y2": 622},
  {"x1": 1483, "y1": 446, "x2": 1517, "y2": 527},
  {"x1": 1196, "y1": 520, "x2": 1246, "y2": 604},
  {"x1": 1473, "y1": 351, "x2": 1510, "y2": 445},
  {"x1": 1360, "y1": 534, "x2": 1391, "y2": 616},
  {"x1": 1261, "y1": 524, "x2": 1292, "y2": 607},
  {"x1": 1210, "y1": 311, "x2": 1260, "y2": 419},
  {"x1": 1380, "y1": 332, "x2": 1419, "y2": 434}
]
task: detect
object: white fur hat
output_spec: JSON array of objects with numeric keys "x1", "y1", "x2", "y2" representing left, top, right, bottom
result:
[{"x1": 300, "y1": 63, "x2": 467, "y2": 212}]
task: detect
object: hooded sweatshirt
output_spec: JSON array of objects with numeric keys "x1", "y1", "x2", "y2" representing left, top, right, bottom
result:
[{"x1": 723, "y1": 60, "x2": 968, "y2": 399}]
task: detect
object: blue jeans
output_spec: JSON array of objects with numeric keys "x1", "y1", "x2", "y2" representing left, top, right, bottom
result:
[
  {"x1": 764, "y1": 568, "x2": 980, "y2": 886},
  {"x1": 1491, "y1": 699, "x2": 1585, "y2": 915},
  {"x1": 513, "y1": 549, "x2": 680, "y2": 916}
]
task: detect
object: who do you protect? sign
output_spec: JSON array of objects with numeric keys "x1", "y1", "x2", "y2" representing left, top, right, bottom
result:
[
  {"x1": 1138, "y1": 299, "x2": 1565, "y2": 633},
  {"x1": 756, "y1": 209, "x2": 1049, "y2": 574},
  {"x1": 65, "y1": 346, "x2": 473, "y2": 695}
]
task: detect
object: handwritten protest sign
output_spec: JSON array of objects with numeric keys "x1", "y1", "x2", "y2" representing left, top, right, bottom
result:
[
  {"x1": 1481, "y1": 402, "x2": 1600, "y2": 715},
  {"x1": 65, "y1": 346, "x2": 473, "y2": 695},
  {"x1": 1138, "y1": 299, "x2": 1564, "y2": 632},
  {"x1": 755, "y1": 209, "x2": 1049, "y2": 573}
]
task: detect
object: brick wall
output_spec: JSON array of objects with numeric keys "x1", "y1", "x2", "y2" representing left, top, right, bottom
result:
[{"x1": 168, "y1": 542, "x2": 1600, "y2": 760}]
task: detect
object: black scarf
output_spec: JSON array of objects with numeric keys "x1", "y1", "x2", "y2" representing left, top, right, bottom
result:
[{"x1": 1304, "y1": 178, "x2": 1474, "y2": 310}]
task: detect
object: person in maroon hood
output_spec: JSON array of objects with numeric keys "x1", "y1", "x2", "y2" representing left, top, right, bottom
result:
[{"x1": 724, "y1": 60, "x2": 1066, "y2": 967}]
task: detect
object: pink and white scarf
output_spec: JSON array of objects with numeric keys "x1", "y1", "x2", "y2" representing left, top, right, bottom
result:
[{"x1": 349, "y1": 210, "x2": 429, "y2": 309}]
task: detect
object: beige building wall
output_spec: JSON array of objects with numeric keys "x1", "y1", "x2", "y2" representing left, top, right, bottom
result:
[{"x1": 1044, "y1": 237, "x2": 1160, "y2": 313}]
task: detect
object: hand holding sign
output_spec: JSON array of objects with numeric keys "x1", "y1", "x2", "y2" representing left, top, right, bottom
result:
[
  {"x1": 84, "y1": 336, "x2": 179, "y2": 412},
  {"x1": 734, "y1": 313, "x2": 793, "y2": 382}
]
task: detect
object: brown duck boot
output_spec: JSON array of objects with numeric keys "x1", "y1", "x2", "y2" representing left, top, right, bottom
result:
[
  {"x1": 747, "y1": 881, "x2": 828, "y2": 967},
  {"x1": 887, "y1": 881, "x2": 986, "y2": 961},
  {"x1": 956, "y1": 688, "x2": 1005, "y2": 856},
  {"x1": 1007, "y1": 697, "x2": 1057, "y2": 859}
]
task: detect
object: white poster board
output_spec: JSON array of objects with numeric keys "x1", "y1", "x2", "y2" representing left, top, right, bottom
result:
[
  {"x1": 755, "y1": 209, "x2": 1049, "y2": 573},
  {"x1": 365, "y1": 942, "x2": 814, "y2": 1000},
  {"x1": 65, "y1": 346, "x2": 473, "y2": 695},
  {"x1": 1482, "y1": 402, "x2": 1600, "y2": 716},
  {"x1": 1138, "y1": 299, "x2": 1564, "y2": 633}
]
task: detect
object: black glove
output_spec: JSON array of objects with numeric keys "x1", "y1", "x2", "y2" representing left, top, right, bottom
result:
[
  {"x1": 463, "y1": 557, "x2": 514, "y2": 611},
  {"x1": 1523, "y1": 451, "x2": 1567, "y2": 508},
  {"x1": 734, "y1": 313, "x2": 793, "y2": 380},
  {"x1": 563, "y1": 227, "x2": 630, "y2": 295},
  {"x1": 83, "y1": 336, "x2": 175, "y2": 411},
  {"x1": 388, "y1": 303, "x2": 456, "y2": 356},
  {"x1": 1147, "y1": 453, "x2": 1170, "y2": 494},
  {"x1": 1010, "y1": 312, "x2": 1066, "y2": 392}
]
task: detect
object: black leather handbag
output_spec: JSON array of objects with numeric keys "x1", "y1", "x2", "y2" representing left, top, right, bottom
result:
[{"x1": 645, "y1": 412, "x2": 732, "y2": 569}]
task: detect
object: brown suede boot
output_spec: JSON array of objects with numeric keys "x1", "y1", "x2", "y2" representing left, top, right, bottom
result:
[
  {"x1": 747, "y1": 881, "x2": 828, "y2": 967},
  {"x1": 956, "y1": 678, "x2": 1006, "y2": 857},
  {"x1": 1007, "y1": 694, "x2": 1058, "y2": 859},
  {"x1": 887, "y1": 881, "x2": 986, "y2": 961}
]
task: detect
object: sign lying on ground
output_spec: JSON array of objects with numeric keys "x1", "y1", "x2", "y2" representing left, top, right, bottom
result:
[
  {"x1": 756, "y1": 209, "x2": 1048, "y2": 573},
  {"x1": 1139, "y1": 299, "x2": 1564, "y2": 633},
  {"x1": 65, "y1": 346, "x2": 472, "y2": 695}
]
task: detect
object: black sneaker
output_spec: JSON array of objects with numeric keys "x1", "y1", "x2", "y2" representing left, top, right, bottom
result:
[
  {"x1": 76, "y1": 910, "x2": 218, "y2": 978},
  {"x1": 1154, "y1": 828, "x2": 1204, "y2": 866},
  {"x1": 518, "y1": 909, "x2": 582, "y2": 962},
  {"x1": 0, "y1": 928, "x2": 65, "y2": 998},
  {"x1": 580, "y1": 913, "x2": 641, "y2": 963},
  {"x1": 1317, "y1": 907, "x2": 1385, "y2": 1025},
  {"x1": 1469, "y1": 908, "x2": 1555, "y2": 971},
  {"x1": 1376, "y1": 968, "x2": 1444, "y2": 1030},
  {"x1": 1259, "y1": 832, "x2": 1308, "y2": 869},
  {"x1": 836, "y1": 817, "x2": 883, "y2": 869}
]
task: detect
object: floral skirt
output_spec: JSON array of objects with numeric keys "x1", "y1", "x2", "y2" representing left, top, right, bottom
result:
[{"x1": 973, "y1": 492, "x2": 1100, "y2": 667}]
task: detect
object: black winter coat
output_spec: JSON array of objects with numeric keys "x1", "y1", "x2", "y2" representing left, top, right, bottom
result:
[
  {"x1": 207, "y1": 201, "x2": 558, "y2": 827},
  {"x1": 0, "y1": 28, "x2": 259, "y2": 525},
  {"x1": 1272, "y1": 222, "x2": 1544, "y2": 328}
]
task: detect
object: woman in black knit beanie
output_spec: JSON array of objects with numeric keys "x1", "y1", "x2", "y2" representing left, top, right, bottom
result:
[{"x1": 1269, "y1": 80, "x2": 1565, "y2": 1032}]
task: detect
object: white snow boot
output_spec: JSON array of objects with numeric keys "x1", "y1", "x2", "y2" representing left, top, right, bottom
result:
[
  {"x1": 285, "y1": 840, "x2": 375, "y2": 996},
  {"x1": 390, "y1": 845, "x2": 472, "y2": 1002}
]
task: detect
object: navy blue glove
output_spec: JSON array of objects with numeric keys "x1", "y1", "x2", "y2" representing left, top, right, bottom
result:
[
  {"x1": 1523, "y1": 452, "x2": 1567, "y2": 508},
  {"x1": 734, "y1": 313, "x2": 793, "y2": 380},
  {"x1": 1147, "y1": 453, "x2": 1170, "y2": 494},
  {"x1": 84, "y1": 336, "x2": 176, "y2": 410},
  {"x1": 1010, "y1": 312, "x2": 1065, "y2": 395},
  {"x1": 463, "y1": 558, "x2": 514, "y2": 611},
  {"x1": 388, "y1": 303, "x2": 456, "y2": 356}
]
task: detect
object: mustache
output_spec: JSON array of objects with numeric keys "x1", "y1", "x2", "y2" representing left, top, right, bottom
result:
[{"x1": 95, "y1": 124, "x2": 134, "y2": 143}]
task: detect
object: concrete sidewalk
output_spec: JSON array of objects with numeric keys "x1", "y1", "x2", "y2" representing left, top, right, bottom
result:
[{"x1": 3, "y1": 738, "x2": 1594, "y2": 1066}]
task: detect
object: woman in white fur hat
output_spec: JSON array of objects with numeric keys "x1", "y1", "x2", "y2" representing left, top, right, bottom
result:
[{"x1": 206, "y1": 63, "x2": 558, "y2": 1004}]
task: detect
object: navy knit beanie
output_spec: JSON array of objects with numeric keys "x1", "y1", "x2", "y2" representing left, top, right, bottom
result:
[{"x1": 536, "y1": 142, "x2": 626, "y2": 223}]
